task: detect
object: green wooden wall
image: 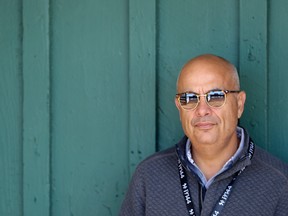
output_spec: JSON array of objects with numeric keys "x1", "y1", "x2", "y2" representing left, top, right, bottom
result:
[{"x1": 1, "y1": 0, "x2": 288, "y2": 215}]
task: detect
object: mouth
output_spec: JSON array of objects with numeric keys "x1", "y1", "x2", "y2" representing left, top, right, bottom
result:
[{"x1": 194, "y1": 122, "x2": 215, "y2": 130}]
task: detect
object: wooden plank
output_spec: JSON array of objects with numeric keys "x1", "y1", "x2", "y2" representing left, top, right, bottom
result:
[
  {"x1": 267, "y1": 0, "x2": 288, "y2": 162},
  {"x1": 239, "y1": 0, "x2": 268, "y2": 149},
  {"x1": 22, "y1": 0, "x2": 51, "y2": 215},
  {"x1": 50, "y1": 1, "x2": 130, "y2": 215},
  {"x1": 0, "y1": 1, "x2": 23, "y2": 215},
  {"x1": 129, "y1": 0, "x2": 156, "y2": 175}
]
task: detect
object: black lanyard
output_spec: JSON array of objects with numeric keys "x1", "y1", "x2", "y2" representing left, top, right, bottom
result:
[{"x1": 178, "y1": 139, "x2": 255, "y2": 216}]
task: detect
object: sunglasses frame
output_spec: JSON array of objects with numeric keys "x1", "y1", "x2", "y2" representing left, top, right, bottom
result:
[{"x1": 176, "y1": 90, "x2": 241, "y2": 110}]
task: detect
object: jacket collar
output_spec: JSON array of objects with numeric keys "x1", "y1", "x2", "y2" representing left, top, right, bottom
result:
[{"x1": 176, "y1": 126, "x2": 255, "y2": 183}]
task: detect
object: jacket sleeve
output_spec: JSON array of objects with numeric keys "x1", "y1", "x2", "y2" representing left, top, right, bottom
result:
[{"x1": 119, "y1": 165, "x2": 146, "y2": 216}]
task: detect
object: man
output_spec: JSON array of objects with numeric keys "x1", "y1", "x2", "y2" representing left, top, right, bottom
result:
[{"x1": 120, "y1": 54, "x2": 288, "y2": 216}]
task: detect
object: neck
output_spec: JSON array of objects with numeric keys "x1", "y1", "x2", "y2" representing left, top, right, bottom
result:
[{"x1": 192, "y1": 137, "x2": 239, "y2": 180}]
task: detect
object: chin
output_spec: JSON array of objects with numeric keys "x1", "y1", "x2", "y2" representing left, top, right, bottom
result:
[
  {"x1": 199, "y1": 139, "x2": 217, "y2": 145},
  {"x1": 194, "y1": 132, "x2": 218, "y2": 144}
]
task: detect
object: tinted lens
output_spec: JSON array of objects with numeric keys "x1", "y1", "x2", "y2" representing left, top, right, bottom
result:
[
  {"x1": 206, "y1": 90, "x2": 226, "y2": 107},
  {"x1": 179, "y1": 93, "x2": 198, "y2": 109}
]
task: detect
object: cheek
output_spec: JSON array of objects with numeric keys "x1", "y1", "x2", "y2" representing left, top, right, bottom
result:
[
  {"x1": 220, "y1": 105, "x2": 239, "y2": 128},
  {"x1": 180, "y1": 112, "x2": 193, "y2": 131}
]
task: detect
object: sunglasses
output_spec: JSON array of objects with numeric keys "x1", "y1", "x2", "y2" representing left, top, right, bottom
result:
[{"x1": 176, "y1": 90, "x2": 241, "y2": 110}]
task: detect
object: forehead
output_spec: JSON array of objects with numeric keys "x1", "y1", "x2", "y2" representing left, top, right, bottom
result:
[{"x1": 177, "y1": 58, "x2": 235, "y2": 93}]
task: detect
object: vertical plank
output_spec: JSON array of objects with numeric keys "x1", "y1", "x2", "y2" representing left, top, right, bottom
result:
[
  {"x1": 268, "y1": 0, "x2": 288, "y2": 162},
  {"x1": 0, "y1": 1, "x2": 23, "y2": 215},
  {"x1": 22, "y1": 0, "x2": 51, "y2": 215},
  {"x1": 51, "y1": 1, "x2": 130, "y2": 215},
  {"x1": 239, "y1": 0, "x2": 268, "y2": 149},
  {"x1": 129, "y1": 0, "x2": 156, "y2": 174}
]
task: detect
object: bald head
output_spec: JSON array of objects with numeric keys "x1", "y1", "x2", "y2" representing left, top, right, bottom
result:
[{"x1": 177, "y1": 54, "x2": 240, "y2": 93}]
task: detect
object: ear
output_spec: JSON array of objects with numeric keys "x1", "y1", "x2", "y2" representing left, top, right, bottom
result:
[
  {"x1": 237, "y1": 91, "x2": 246, "y2": 119},
  {"x1": 175, "y1": 97, "x2": 183, "y2": 121},
  {"x1": 175, "y1": 97, "x2": 181, "y2": 111}
]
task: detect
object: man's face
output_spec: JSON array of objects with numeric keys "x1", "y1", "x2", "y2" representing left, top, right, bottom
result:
[{"x1": 175, "y1": 59, "x2": 246, "y2": 149}]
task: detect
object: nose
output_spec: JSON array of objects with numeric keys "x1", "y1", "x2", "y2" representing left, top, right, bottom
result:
[{"x1": 195, "y1": 96, "x2": 212, "y2": 116}]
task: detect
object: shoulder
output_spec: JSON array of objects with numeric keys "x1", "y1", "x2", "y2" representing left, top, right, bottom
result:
[
  {"x1": 127, "y1": 146, "x2": 182, "y2": 190},
  {"x1": 135, "y1": 146, "x2": 177, "y2": 175},
  {"x1": 126, "y1": 146, "x2": 179, "y2": 196},
  {"x1": 253, "y1": 146, "x2": 288, "y2": 179}
]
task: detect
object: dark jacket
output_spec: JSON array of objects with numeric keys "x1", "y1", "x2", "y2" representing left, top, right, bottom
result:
[{"x1": 120, "y1": 130, "x2": 288, "y2": 216}]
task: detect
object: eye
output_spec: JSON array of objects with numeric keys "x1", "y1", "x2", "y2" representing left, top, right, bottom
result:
[
  {"x1": 186, "y1": 93, "x2": 198, "y2": 103},
  {"x1": 179, "y1": 94, "x2": 187, "y2": 105},
  {"x1": 206, "y1": 91, "x2": 226, "y2": 108},
  {"x1": 179, "y1": 93, "x2": 198, "y2": 105},
  {"x1": 207, "y1": 91, "x2": 225, "y2": 101}
]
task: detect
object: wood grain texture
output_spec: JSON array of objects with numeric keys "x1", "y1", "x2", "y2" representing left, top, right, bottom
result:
[
  {"x1": 239, "y1": 0, "x2": 268, "y2": 149},
  {"x1": 129, "y1": 0, "x2": 156, "y2": 175},
  {"x1": 22, "y1": 0, "x2": 51, "y2": 215},
  {"x1": 268, "y1": 0, "x2": 288, "y2": 162},
  {"x1": 0, "y1": 1, "x2": 23, "y2": 215},
  {"x1": 51, "y1": 0, "x2": 130, "y2": 215}
]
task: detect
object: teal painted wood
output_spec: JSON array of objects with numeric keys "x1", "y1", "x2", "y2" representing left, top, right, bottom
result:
[
  {"x1": 239, "y1": 0, "x2": 268, "y2": 150},
  {"x1": 268, "y1": 0, "x2": 288, "y2": 162},
  {"x1": 22, "y1": 0, "x2": 51, "y2": 215},
  {"x1": 128, "y1": 0, "x2": 156, "y2": 175},
  {"x1": 51, "y1": 0, "x2": 130, "y2": 215},
  {"x1": 2, "y1": 2, "x2": 288, "y2": 216},
  {"x1": 0, "y1": 1, "x2": 22, "y2": 215},
  {"x1": 157, "y1": 0, "x2": 239, "y2": 150}
]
